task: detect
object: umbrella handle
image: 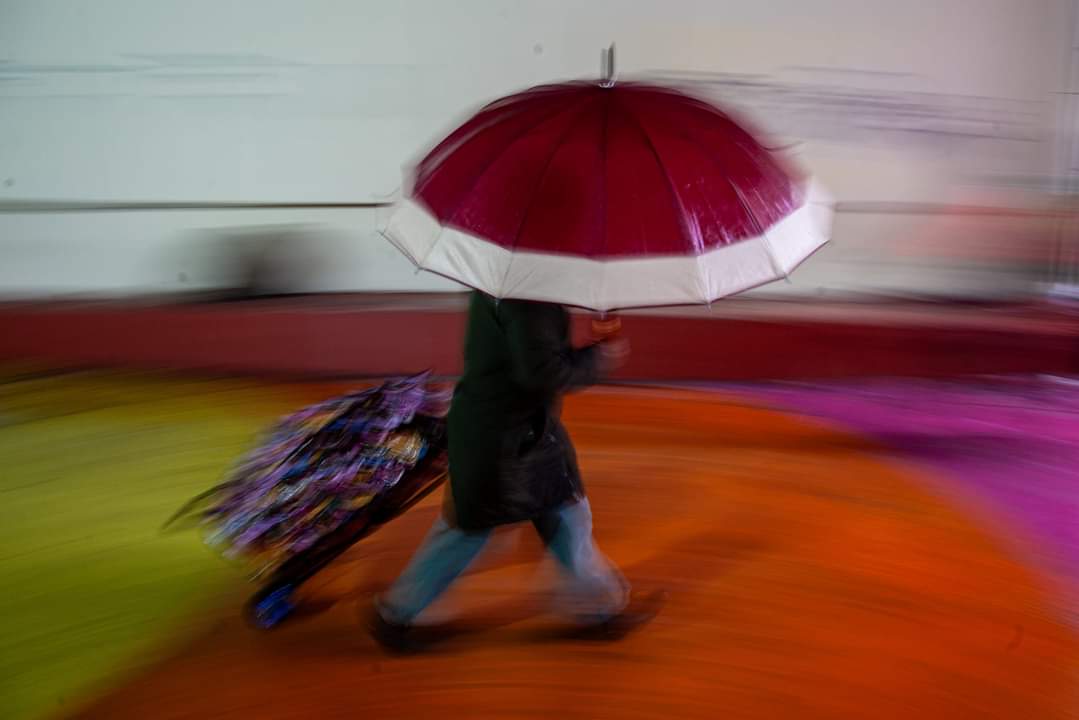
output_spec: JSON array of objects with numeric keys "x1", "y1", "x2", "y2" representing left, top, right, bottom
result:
[{"x1": 591, "y1": 313, "x2": 622, "y2": 341}]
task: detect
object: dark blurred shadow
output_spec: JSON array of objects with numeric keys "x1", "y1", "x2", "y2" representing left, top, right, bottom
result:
[
  {"x1": 159, "y1": 224, "x2": 344, "y2": 301},
  {"x1": 866, "y1": 431, "x2": 1070, "y2": 462}
]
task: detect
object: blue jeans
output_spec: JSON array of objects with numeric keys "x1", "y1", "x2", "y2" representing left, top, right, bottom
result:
[{"x1": 379, "y1": 498, "x2": 628, "y2": 625}]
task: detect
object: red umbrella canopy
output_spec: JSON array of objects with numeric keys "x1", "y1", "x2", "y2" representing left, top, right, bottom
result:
[{"x1": 385, "y1": 81, "x2": 831, "y2": 311}]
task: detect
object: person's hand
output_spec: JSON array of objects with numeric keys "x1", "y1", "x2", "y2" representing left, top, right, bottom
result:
[{"x1": 596, "y1": 336, "x2": 630, "y2": 373}]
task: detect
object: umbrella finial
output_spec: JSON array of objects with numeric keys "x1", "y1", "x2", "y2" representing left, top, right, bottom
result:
[{"x1": 600, "y1": 44, "x2": 616, "y2": 87}]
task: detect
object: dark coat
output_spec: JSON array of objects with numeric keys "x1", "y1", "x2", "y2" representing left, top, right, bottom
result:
[{"x1": 446, "y1": 292, "x2": 601, "y2": 530}]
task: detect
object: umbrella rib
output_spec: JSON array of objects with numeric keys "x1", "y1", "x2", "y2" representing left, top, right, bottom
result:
[
  {"x1": 494, "y1": 95, "x2": 601, "y2": 298},
  {"x1": 700, "y1": 136, "x2": 788, "y2": 280},
  {"x1": 669, "y1": 101, "x2": 790, "y2": 279},
  {"x1": 598, "y1": 92, "x2": 611, "y2": 309},
  {"x1": 441, "y1": 92, "x2": 594, "y2": 235},
  {"x1": 415, "y1": 94, "x2": 594, "y2": 279},
  {"x1": 729, "y1": 180, "x2": 786, "y2": 280},
  {"x1": 615, "y1": 96, "x2": 710, "y2": 303},
  {"x1": 415, "y1": 88, "x2": 572, "y2": 197}
]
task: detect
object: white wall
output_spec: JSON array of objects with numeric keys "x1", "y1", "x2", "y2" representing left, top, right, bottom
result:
[{"x1": 0, "y1": 0, "x2": 1072, "y2": 298}]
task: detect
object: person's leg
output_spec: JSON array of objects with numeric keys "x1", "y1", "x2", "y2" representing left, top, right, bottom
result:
[
  {"x1": 533, "y1": 498, "x2": 630, "y2": 624},
  {"x1": 378, "y1": 515, "x2": 491, "y2": 626}
]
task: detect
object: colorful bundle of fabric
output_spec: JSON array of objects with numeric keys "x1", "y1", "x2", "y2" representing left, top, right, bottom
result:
[{"x1": 172, "y1": 373, "x2": 450, "y2": 576}]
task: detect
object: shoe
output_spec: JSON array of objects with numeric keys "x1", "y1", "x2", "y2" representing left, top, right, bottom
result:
[
  {"x1": 572, "y1": 589, "x2": 667, "y2": 641},
  {"x1": 366, "y1": 602, "x2": 422, "y2": 654}
]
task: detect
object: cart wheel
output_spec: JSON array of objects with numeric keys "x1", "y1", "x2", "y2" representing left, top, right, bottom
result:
[{"x1": 247, "y1": 583, "x2": 295, "y2": 630}]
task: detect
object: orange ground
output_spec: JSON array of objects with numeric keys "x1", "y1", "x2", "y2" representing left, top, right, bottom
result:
[{"x1": 66, "y1": 387, "x2": 1078, "y2": 719}]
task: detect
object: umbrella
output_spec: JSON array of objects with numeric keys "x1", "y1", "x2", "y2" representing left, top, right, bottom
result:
[{"x1": 383, "y1": 48, "x2": 832, "y2": 312}]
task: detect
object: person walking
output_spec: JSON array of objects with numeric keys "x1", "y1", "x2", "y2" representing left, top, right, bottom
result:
[{"x1": 369, "y1": 292, "x2": 663, "y2": 652}]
